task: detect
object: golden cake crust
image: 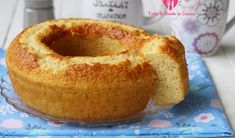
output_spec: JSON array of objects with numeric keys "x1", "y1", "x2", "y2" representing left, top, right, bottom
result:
[
  {"x1": 6, "y1": 19, "x2": 156, "y2": 121},
  {"x1": 6, "y1": 18, "x2": 189, "y2": 122}
]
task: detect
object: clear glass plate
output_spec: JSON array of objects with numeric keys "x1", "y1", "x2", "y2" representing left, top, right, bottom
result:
[{"x1": 0, "y1": 74, "x2": 167, "y2": 127}]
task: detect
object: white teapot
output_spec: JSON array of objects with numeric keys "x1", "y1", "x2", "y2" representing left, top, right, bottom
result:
[{"x1": 75, "y1": 0, "x2": 162, "y2": 27}]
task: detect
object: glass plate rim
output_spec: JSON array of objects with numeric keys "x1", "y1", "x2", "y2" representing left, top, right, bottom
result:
[{"x1": 0, "y1": 74, "x2": 168, "y2": 127}]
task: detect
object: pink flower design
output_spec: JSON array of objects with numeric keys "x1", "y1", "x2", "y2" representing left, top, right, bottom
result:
[
  {"x1": 194, "y1": 113, "x2": 215, "y2": 123},
  {"x1": 197, "y1": 0, "x2": 224, "y2": 26},
  {"x1": 47, "y1": 121, "x2": 66, "y2": 127},
  {"x1": 193, "y1": 32, "x2": 219, "y2": 55},
  {"x1": 149, "y1": 119, "x2": 173, "y2": 128},
  {"x1": 0, "y1": 119, "x2": 24, "y2": 128},
  {"x1": 210, "y1": 99, "x2": 222, "y2": 109},
  {"x1": 183, "y1": 18, "x2": 200, "y2": 34}
]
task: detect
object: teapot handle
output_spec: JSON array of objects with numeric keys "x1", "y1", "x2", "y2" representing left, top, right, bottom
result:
[
  {"x1": 225, "y1": 15, "x2": 235, "y2": 34},
  {"x1": 141, "y1": 0, "x2": 163, "y2": 25}
]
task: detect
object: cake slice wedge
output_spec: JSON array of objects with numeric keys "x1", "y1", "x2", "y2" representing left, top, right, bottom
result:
[{"x1": 139, "y1": 35, "x2": 189, "y2": 106}]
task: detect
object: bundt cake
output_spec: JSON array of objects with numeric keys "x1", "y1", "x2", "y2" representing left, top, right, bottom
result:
[{"x1": 6, "y1": 18, "x2": 188, "y2": 122}]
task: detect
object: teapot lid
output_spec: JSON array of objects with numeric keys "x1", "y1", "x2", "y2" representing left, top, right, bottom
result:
[{"x1": 25, "y1": 0, "x2": 53, "y2": 9}]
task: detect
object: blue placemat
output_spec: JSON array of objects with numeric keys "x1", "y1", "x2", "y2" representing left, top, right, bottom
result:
[{"x1": 0, "y1": 48, "x2": 233, "y2": 137}]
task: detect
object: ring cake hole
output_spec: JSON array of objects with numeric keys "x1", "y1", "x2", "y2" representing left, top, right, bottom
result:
[{"x1": 41, "y1": 25, "x2": 132, "y2": 57}]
